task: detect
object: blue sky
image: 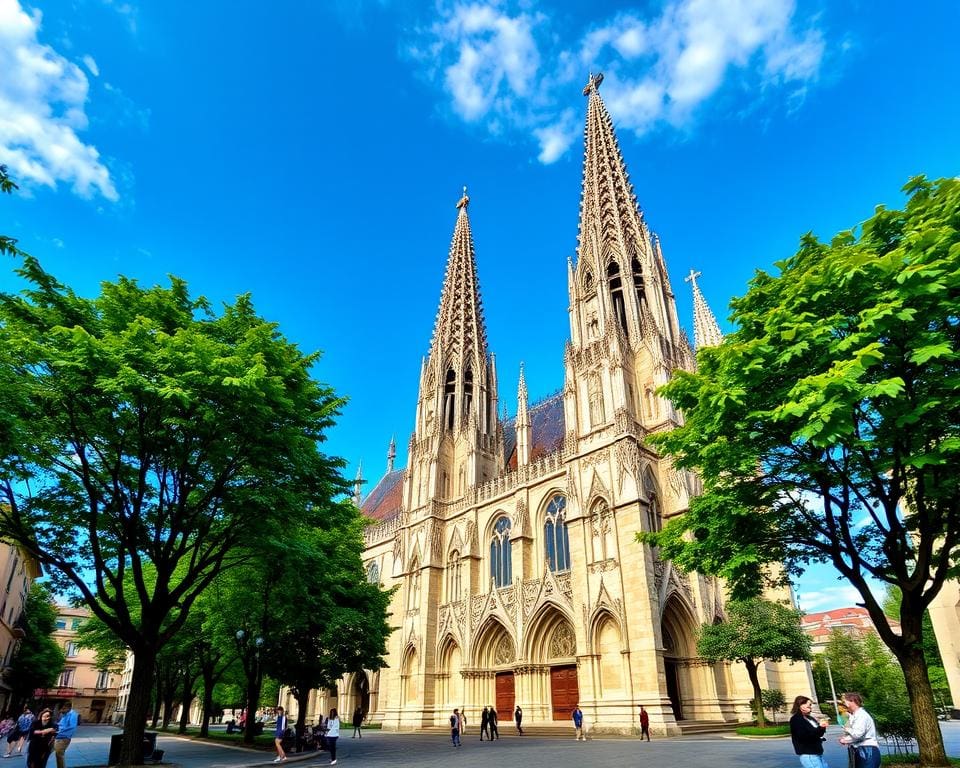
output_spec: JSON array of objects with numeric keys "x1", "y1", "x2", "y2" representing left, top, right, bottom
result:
[{"x1": 2, "y1": 0, "x2": 958, "y2": 612}]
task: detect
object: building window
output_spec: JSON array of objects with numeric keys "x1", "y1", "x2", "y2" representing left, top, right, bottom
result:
[
  {"x1": 58, "y1": 668, "x2": 75, "y2": 688},
  {"x1": 544, "y1": 495, "x2": 571, "y2": 572},
  {"x1": 55, "y1": 619, "x2": 67, "y2": 630},
  {"x1": 446, "y1": 550, "x2": 462, "y2": 602},
  {"x1": 366, "y1": 562, "x2": 380, "y2": 585},
  {"x1": 71, "y1": 618, "x2": 83, "y2": 630},
  {"x1": 96, "y1": 670, "x2": 110, "y2": 689},
  {"x1": 407, "y1": 558, "x2": 421, "y2": 612},
  {"x1": 490, "y1": 517, "x2": 512, "y2": 588},
  {"x1": 65, "y1": 642, "x2": 79, "y2": 658}
]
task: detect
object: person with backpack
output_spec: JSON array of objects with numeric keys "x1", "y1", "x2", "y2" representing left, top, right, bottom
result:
[
  {"x1": 4, "y1": 706, "x2": 34, "y2": 758},
  {"x1": 450, "y1": 709, "x2": 461, "y2": 747}
]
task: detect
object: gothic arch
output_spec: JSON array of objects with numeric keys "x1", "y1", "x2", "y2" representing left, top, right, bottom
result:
[
  {"x1": 594, "y1": 612, "x2": 625, "y2": 693},
  {"x1": 400, "y1": 644, "x2": 420, "y2": 705},
  {"x1": 437, "y1": 634, "x2": 464, "y2": 707},
  {"x1": 472, "y1": 617, "x2": 516, "y2": 669},
  {"x1": 660, "y1": 593, "x2": 698, "y2": 656},
  {"x1": 525, "y1": 603, "x2": 577, "y2": 663}
]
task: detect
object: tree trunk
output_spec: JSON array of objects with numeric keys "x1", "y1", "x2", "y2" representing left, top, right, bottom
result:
[
  {"x1": 120, "y1": 646, "x2": 159, "y2": 766},
  {"x1": 178, "y1": 672, "x2": 194, "y2": 734},
  {"x1": 199, "y1": 667, "x2": 216, "y2": 738},
  {"x1": 899, "y1": 645, "x2": 948, "y2": 767},
  {"x1": 743, "y1": 657, "x2": 765, "y2": 727}
]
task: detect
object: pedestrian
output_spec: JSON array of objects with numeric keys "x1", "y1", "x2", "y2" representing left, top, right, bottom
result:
[
  {"x1": 450, "y1": 709, "x2": 462, "y2": 747},
  {"x1": 458, "y1": 707, "x2": 467, "y2": 736},
  {"x1": 325, "y1": 708, "x2": 340, "y2": 766},
  {"x1": 639, "y1": 705, "x2": 650, "y2": 741},
  {"x1": 272, "y1": 706, "x2": 287, "y2": 763},
  {"x1": 789, "y1": 695, "x2": 829, "y2": 768},
  {"x1": 25, "y1": 709, "x2": 56, "y2": 768},
  {"x1": 488, "y1": 707, "x2": 499, "y2": 740},
  {"x1": 53, "y1": 701, "x2": 78, "y2": 768},
  {"x1": 5, "y1": 706, "x2": 34, "y2": 758},
  {"x1": 480, "y1": 706, "x2": 490, "y2": 741},
  {"x1": 514, "y1": 706, "x2": 523, "y2": 736},
  {"x1": 838, "y1": 693, "x2": 879, "y2": 768},
  {"x1": 351, "y1": 706, "x2": 363, "y2": 738},
  {"x1": 572, "y1": 704, "x2": 585, "y2": 741},
  {"x1": 0, "y1": 715, "x2": 16, "y2": 758}
]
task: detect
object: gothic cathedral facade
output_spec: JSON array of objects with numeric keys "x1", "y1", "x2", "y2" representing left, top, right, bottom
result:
[{"x1": 298, "y1": 76, "x2": 814, "y2": 734}]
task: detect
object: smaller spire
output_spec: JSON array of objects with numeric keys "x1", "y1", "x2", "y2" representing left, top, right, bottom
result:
[
  {"x1": 516, "y1": 363, "x2": 532, "y2": 466},
  {"x1": 684, "y1": 269, "x2": 723, "y2": 350},
  {"x1": 387, "y1": 436, "x2": 396, "y2": 473},
  {"x1": 353, "y1": 461, "x2": 365, "y2": 506}
]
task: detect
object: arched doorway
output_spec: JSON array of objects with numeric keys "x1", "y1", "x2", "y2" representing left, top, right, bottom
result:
[
  {"x1": 661, "y1": 596, "x2": 698, "y2": 721},
  {"x1": 473, "y1": 620, "x2": 516, "y2": 718},
  {"x1": 526, "y1": 606, "x2": 579, "y2": 721},
  {"x1": 351, "y1": 671, "x2": 370, "y2": 717},
  {"x1": 438, "y1": 636, "x2": 464, "y2": 708}
]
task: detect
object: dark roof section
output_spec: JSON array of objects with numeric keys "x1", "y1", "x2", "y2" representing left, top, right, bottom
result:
[
  {"x1": 360, "y1": 469, "x2": 404, "y2": 522},
  {"x1": 362, "y1": 392, "x2": 565, "y2": 521},
  {"x1": 504, "y1": 391, "x2": 565, "y2": 469}
]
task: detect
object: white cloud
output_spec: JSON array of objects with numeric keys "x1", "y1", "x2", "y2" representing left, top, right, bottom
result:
[
  {"x1": 0, "y1": 0, "x2": 117, "y2": 200},
  {"x1": 796, "y1": 583, "x2": 863, "y2": 613},
  {"x1": 82, "y1": 54, "x2": 99, "y2": 77},
  {"x1": 410, "y1": 0, "x2": 825, "y2": 163}
]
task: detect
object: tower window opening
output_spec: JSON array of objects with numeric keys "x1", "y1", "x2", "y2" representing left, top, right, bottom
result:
[
  {"x1": 490, "y1": 516, "x2": 513, "y2": 588},
  {"x1": 544, "y1": 495, "x2": 570, "y2": 572},
  {"x1": 608, "y1": 262, "x2": 628, "y2": 333},
  {"x1": 463, "y1": 368, "x2": 474, "y2": 423},
  {"x1": 444, "y1": 369, "x2": 456, "y2": 430}
]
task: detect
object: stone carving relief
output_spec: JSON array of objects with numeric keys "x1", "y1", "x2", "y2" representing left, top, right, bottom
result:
[
  {"x1": 549, "y1": 621, "x2": 577, "y2": 659},
  {"x1": 513, "y1": 498, "x2": 529, "y2": 538},
  {"x1": 494, "y1": 633, "x2": 515, "y2": 665}
]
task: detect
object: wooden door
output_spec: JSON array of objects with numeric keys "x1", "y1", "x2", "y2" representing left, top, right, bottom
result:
[
  {"x1": 665, "y1": 659, "x2": 683, "y2": 720},
  {"x1": 495, "y1": 672, "x2": 515, "y2": 717},
  {"x1": 550, "y1": 665, "x2": 579, "y2": 720}
]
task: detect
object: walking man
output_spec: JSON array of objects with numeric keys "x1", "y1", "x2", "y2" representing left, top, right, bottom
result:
[
  {"x1": 450, "y1": 709, "x2": 461, "y2": 747},
  {"x1": 488, "y1": 707, "x2": 499, "y2": 740},
  {"x1": 514, "y1": 705, "x2": 523, "y2": 736},
  {"x1": 480, "y1": 706, "x2": 490, "y2": 741},
  {"x1": 351, "y1": 706, "x2": 363, "y2": 738},
  {"x1": 572, "y1": 704, "x2": 585, "y2": 741},
  {"x1": 639, "y1": 705, "x2": 650, "y2": 741},
  {"x1": 54, "y1": 700, "x2": 78, "y2": 768}
]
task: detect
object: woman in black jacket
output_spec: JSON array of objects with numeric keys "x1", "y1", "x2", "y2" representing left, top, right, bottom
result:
[{"x1": 789, "y1": 696, "x2": 830, "y2": 768}]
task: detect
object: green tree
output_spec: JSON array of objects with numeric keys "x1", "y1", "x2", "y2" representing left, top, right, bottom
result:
[
  {"x1": 811, "y1": 629, "x2": 866, "y2": 713},
  {"x1": 761, "y1": 688, "x2": 787, "y2": 724},
  {"x1": 697, "y1": 598, "x2": 810, "y2": 727},
  {"x1": 6, "y1": 583, "x2": 65, "y2": 709},
  {"x1": 0, "y1": 250, "x2": 349, "y2": 764},
  {"x1": 646, "y1": 177, "x2": 960, "y2": 766}
]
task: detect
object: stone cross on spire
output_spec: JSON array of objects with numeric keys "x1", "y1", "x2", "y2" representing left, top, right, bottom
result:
[{"x1": 684, "y1": 269, "x2": 723, "y2": 350}]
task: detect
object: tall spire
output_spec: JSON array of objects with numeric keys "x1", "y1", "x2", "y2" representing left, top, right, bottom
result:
[
  {"x1": 387, "y1": 436, "x2": 396, "y2": 473},
  {"x1": 353, "y1": 461, "x2": 364, "y2": 506},
  {"x1": 684, "y1": 269, "x2": 723, "y2": 350},
  {"x1": 427, "y1": 187, "x2": 489, "y2": 366},
  {"x1": 516, "y1": 363, "x2": 531, "y2": 467}
]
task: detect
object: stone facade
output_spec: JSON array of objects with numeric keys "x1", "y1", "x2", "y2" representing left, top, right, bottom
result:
[{"x1": 288, "y1": 75, "x2": 815, "y2": 734}]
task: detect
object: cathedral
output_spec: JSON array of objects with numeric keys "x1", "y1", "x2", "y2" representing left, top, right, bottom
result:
[{"x1": 289, "y1": 74, "x2": 814, "y2": 734}]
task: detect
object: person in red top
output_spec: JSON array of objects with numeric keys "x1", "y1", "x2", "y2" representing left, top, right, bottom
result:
[{"x1": 639, "y1": 705, "x2": 650, "y2": 741}]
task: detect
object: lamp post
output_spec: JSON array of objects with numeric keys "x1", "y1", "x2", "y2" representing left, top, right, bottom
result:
[{"x1": 824, "y1": 654, "x2": 844, "y2": 726}]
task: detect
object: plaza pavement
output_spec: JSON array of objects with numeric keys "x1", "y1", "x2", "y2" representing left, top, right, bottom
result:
[{"x1": 48, "y1": 721, "x2": 960, "y2": 768}]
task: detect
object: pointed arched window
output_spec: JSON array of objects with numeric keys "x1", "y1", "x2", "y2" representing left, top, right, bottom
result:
[
  {"x1": 463, "y1": 367, "x2": 474, "y2": 422},
  {"x1": 631, "y1": 256, "x2": 647, "y2": 320},
  {"x1": 446, "y1": 550, "x2": 462, "y2": 602},
  {"x1": 544, "y1": 495, "x2": 570, "y2": 572},
  {"x1": 443, "y1": 369, "x2": 456, "y2": 430},
  {"x1": 490, "y1": 516, "x2": 512, "y2": 588},
  {"x1": 608, "y1": 262, "x2": 628, "y2": 333}
]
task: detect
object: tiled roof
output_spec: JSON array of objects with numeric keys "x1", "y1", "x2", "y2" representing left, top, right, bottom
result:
[
  {"x1": 360, "y1": 470, "x2": 404, "y2": 522},
  {"x1": 503, "y1": 391, "x2": 565, "y2": 468}
]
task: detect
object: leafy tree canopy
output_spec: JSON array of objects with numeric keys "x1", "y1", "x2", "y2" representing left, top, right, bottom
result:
[
  {"x1": 7, "y1": 582, "x2": 65, "y2": 708},
  {"x1": 646, "y1": 176, "x2": 960, "y2": 764}
]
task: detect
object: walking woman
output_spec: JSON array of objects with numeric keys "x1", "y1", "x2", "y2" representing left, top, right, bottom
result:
[
  {"x1": 789, "y1": 696, "x2": 829, "y2": 768},
  {"x1": 838, "y1": 693, "x2": 880, "y2": 768},
  {"x1": 326, "y1": 708, "x2": 340, "y2": 766},
  {"x1": 26, "y1": 709, "x2": 56, "y2": 768}
]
